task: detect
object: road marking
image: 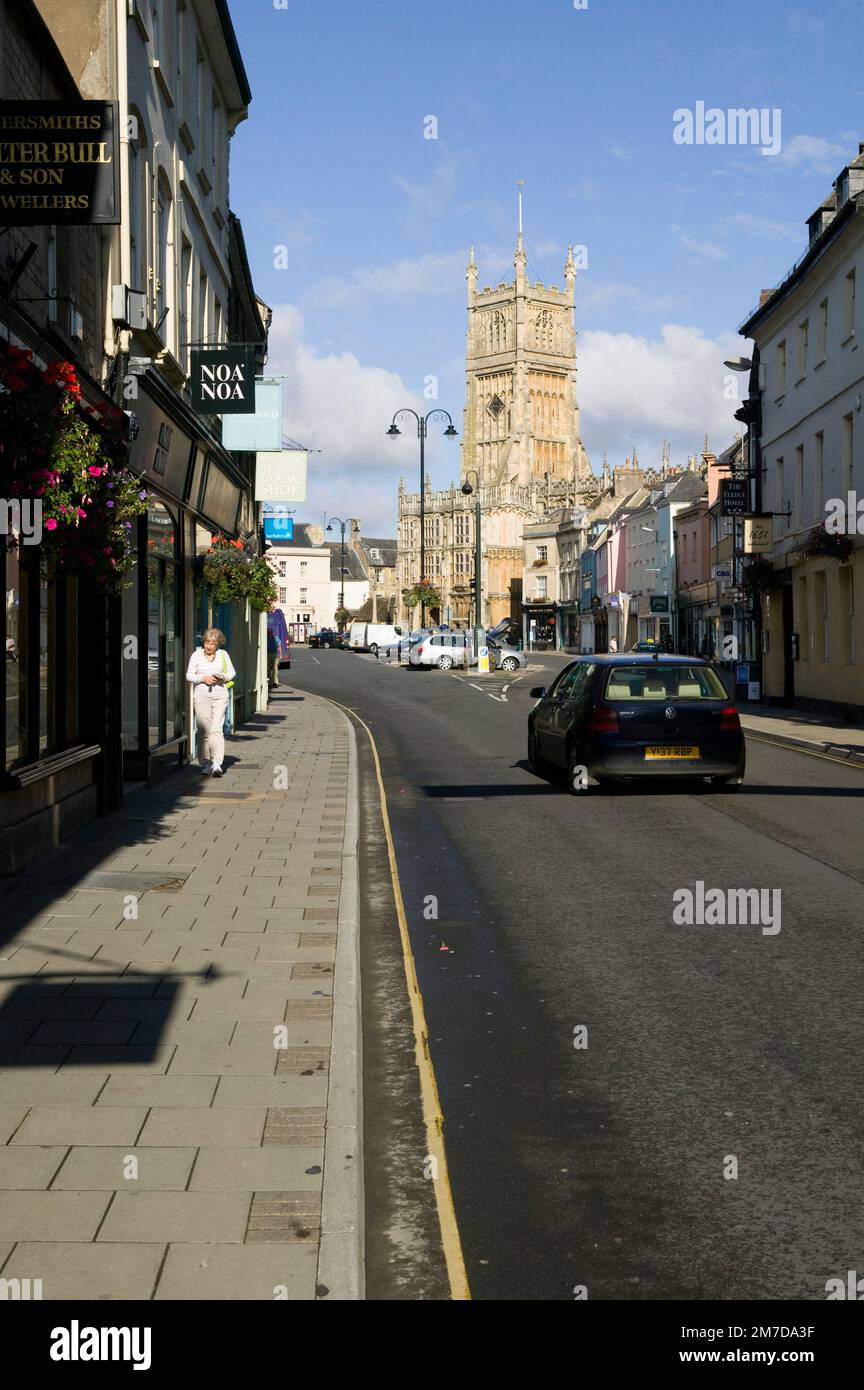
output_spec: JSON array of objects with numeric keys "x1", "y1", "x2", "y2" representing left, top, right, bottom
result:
[
  {"x1": 323, "y1": 697, "x2": 471, "y2": 1302},
  {"x1": 469, "y1": 683, "x2": 484, "y2": 692},
  {"x1": 311, "y1": 656, "x2": 320, "y2": 665}
]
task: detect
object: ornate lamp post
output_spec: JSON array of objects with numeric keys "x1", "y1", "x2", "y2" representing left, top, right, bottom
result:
[
  {"x1": 387, "y1": 408, "x2": 458, "y2": 626},
  {"x1": 461, "y1": 469, "x2": 483, "y2": 647},
  {"x1": 326, "y1": 517, "x2": 360, "y2": 620}
]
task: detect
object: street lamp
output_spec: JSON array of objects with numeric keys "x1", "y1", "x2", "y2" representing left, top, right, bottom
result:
[
  {"x1": 326, "y1": 516, "x2": 360, "y2": 621},
  {"x1": 387, "y1": 408, "x2": 458, "y2": 625},
  {"x1": 461, "y1": 469, "x2": 483, "y2": 650}
]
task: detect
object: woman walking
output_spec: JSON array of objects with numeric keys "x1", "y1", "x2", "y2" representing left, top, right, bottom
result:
[{"x1": 186, "y1": 628, "x2": 236, "y2": 777}]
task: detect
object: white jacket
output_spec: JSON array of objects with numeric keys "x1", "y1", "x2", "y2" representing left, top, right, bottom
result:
[{"x1": 186, "y1": 647, "x2": 237, "y2": 687}]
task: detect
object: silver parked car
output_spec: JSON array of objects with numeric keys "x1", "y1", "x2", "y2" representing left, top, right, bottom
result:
[
  {"x1": 408, "y1": 632, "x2": 470, "y2": 670},
  {"x1": 488, "y1": 639, "x2": 527, "y2": 672}
]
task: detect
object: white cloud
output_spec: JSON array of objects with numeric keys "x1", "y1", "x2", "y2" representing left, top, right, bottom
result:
[
  {"x1": 308, "y1": 250, "x2": 468, "y2": 309},
  {"x1": 264, "y1": 303, "x2": 425, "y2": 534},
  {"x1": 578, "y1": 281, "x2": 687, "y2": 314},
  {"x1": 773, "y1": 133, "x2": 847, "y2": 172},
  {"x1": 578, "y1": 323, "x2": 743, "y2": 464},
  {"x1": 724, "y1": 211, "x2": 800, "y2": 241},
  {"x1": 670, "y1": 224, "x2": 727, "y2": 261}
]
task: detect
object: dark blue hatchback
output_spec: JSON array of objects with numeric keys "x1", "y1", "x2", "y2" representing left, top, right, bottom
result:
[{"x1": 528, "y1": 654, "x2": 746, "y2": 792}]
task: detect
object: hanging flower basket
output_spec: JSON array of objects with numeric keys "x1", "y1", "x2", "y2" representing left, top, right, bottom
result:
[
  {"x1": 403, "y1": 582, "x2": 441, "y2": 609},
  {"x1": 195, "y1": 536, "x2": 252, "y2": 605},
  {"x1": 248, "y1": 555, "x2": 278, "y2": 613},
  {"x1": 0, "y1": 344, "x2": 149, "y2": 593},
  {"x1": 801, "y1": 524, "x2": 855, "y2": 562},
  {"x1": 743, "y1": 558, "x2": 784, "y2": 593}
]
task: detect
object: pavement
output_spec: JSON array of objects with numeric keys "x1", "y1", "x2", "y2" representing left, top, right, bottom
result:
[
  {"x1": 0, "y1": 685, "x2": 362, "y2": 1301},
  {"x1": 738, "y1": 701, "x2": 864, "y2": 764}
]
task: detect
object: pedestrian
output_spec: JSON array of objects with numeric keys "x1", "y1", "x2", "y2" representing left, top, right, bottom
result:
[
  {"x1": 187, "y1": 628, "x2": 236, "y2": 778},
  {"x1": 609, "y1": 636, "x2": 619, "y2": 653},
  {"x1": 266, "y1": 624, "x2": 281, "y2": 688}
]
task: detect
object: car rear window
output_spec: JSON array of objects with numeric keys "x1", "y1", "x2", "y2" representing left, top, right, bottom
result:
[{"x1": 604, "y1": 665, "x2": 728, "y2": 700}]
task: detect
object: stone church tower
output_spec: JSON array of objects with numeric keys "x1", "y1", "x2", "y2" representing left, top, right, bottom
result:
[
  {"x1": 462, "y1": 234, "x2": 592, "y2": 489},
  {"x1": 396, "y1": 225, "x2": 596, "y2": 629}
]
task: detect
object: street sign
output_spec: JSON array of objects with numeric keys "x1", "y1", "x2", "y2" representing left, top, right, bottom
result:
[
  {"x1": 0, "y1": 100, "x2": 120, "y2": 224},
  {"x1": 650, "y1": 595, "x2": 670, "y2": 614},
  {"x1": 254, "y1": 450, "x2": 308, "y2": 502},
  {"x1": 721, "y1": 478, "x2": 749, "y2": 515},
  {"x1": 713, "y1": 564, "x2": 732, "y2": 582},
  {"x1": 743, "y1": 515, "x2": 773, "y2": 554},
  {"x1": 264, "y1": 516, "x2": 294, "y2": 542},
  {"x1": 222, "y1": 381, "x2": 283, "y2": 452},
  {"x1": 191, "y1": 347, "x2": 256, "y2": 415}
]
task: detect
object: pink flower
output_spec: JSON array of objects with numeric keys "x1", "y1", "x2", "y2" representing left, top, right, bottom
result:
[
  {"x1": 44, "y1": 518, "x2": 58, "y2": 531},
  {"x1": 77, "y1": 508, "x2": 87, "y2": 519},
  {"x1": 88, "y1": 466, "x2": 103, "y2": 477}
]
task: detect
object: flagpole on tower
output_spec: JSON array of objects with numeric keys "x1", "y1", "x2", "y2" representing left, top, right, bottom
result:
[{"x1": 517, "y1": 179, "x2": 525, "y2": 235}]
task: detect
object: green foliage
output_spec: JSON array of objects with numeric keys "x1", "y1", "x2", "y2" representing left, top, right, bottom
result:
[
  {"x1": 403, "y1": 582, "x2": 441, "y2": 609},
  {"x1": 0, "y1": 344, "x2": 149, "y2": 593},
  {"x1": 248, "y1": 556, "x2": 279, "y2": 612}
]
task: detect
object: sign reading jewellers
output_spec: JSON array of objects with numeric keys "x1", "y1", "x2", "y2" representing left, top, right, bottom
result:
[
  {"x1": 190, "y1": 347, "x2": 256, "y2": 415},
  {"x1": 0, "y1": 101, "x2": 120, "y2": 225}
]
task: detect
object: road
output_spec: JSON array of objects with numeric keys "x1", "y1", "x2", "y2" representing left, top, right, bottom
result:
[{"x1": 287, "y1": 646, "x2": 864, "y2": 1301}]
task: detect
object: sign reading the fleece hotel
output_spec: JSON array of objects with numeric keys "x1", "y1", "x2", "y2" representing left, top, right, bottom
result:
[
  {"x1": 0, "y1": 102, "x2": 120, "y2": 224},
  {"x1": 190, "y1": 347, "x2": 256, "y2": 415}
]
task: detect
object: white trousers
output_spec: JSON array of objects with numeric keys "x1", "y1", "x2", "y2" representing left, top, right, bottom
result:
[{"x1": 194, "y1": 685, "x2": 229, "y2": 767}]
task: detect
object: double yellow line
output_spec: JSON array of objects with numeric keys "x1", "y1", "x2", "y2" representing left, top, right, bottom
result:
[{"x1": 333, "y1": 700, "x2": 471, "y2": 1301}]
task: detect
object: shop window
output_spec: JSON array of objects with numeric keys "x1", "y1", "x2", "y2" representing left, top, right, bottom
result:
[{"x1": 4, "y1": 548, "x2": 74, "y2": 771}]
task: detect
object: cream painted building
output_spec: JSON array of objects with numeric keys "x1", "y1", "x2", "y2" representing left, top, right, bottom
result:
[
  {"x1": 397, "y1": 232, "x2": 596, "y2": 628},
  {"x1": 740, "y1": 142, "x2": 864, "y2": 716}
]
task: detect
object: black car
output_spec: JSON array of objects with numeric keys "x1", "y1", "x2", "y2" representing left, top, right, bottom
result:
[
  {"x1": 528, "y1": 654, "x2": 745, "y2": 792},
  {"x1": 309, "y1": 629, "x2": 338, "y2": 649}
]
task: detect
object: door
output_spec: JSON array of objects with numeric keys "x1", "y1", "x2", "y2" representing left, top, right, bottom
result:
[{"x1": 782, "y1": 584, "x2": 795, "y2": 704}]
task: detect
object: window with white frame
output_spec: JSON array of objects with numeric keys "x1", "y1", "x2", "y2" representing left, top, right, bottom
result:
[
  {"x1": 795, "y1": 444, "x2": 804, "y2": 528},
  {"x1": 536, "y1": 575, "x2": 548, "y2": 598},
  {"x1": 797, "y1": 319, "x2": 808, "y2": 379},
  {"x1": 813, "y1": 431, "x2": 824, "y2": 524},
  {"x1": 776, "y1": 457, "x2": 785, "y2": 527},
  {"x1": 816, "y1": 298, "x2": 828, "y2": 360},
  {"x1": 843, "y1": 414, "x2": 854, "y2": 494},
  {"x1": 844, "y1": 268, "x2": 856, "y2": 338},
  {"x1": 300, "y1": 561, "x2": 307, "y2": 577},
  {"x1": 775, "y1": 340, "x2": 786, "y2": 396}
]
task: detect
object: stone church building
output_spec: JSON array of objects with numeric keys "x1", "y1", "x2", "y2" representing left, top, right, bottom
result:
[{"x1": 396, "y1": 230, "x2": 596, "y2": 628}]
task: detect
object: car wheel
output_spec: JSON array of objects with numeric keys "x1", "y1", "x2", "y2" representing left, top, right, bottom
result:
[
  {"x1": 566, "y1": 745, "x2": 591, "y2": 796},
  {"x1": 502, "y1": 657, "x2": 519, "y2": 671},
  {"x1": 527, "y1": 727, "x2": 547, "y2": 777},
  {"x1": 322, "y1": 642, "x2": 330, "y2": 649},
  {"x1": 437, "y1": 655, "x2": 454, "y2": 670},
  {"x1": 369, "y1": 644, "x2": 378, "y2": 655}
]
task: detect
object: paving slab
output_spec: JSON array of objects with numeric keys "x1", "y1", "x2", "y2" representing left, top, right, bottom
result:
[
  {"x1": 0, "y1": 1146, "x2": 67, "y2": 1189},
  {"x1": 189, "y1": 1147, "x2": 324, "y2": 1192},
  {"x1": 98, "y1": 1191, "x2": 250, "y2": 1243},
  {"x1": 0, "y1": 1191, "x2": 111, "y2": 1241},
  {"x1": 138, "y1": 1107, "x2": 267, "y2": 1148},
  {"x1": 52, "y1": 1146, "x2": 197, "y2": 1191},
  {"x1": 11, "y1": 1106, "x2": 148, "y2": 1146},
  {"x1": 0, "y1": 1242, "x2": 165, "y2": 1299},
  {"x1": 155, "y1": 1242, "x2": 318, "y2": 1299}
]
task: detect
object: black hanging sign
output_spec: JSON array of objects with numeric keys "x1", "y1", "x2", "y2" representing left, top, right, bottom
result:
[
  {"x1": 190, "y1": 347, "x2": 256, "y2": 415},
  {"x1": 0, "y1": 101, "x2": 120, "y2": 225},
  {"x1": 721, "y1": 478, "x2": 749, "y2": 516}
]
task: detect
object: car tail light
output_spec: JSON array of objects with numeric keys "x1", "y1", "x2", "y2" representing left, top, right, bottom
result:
[
  {"x1": 589, "y1": 707, "x2": 619, "y2": 734},
  {"x1": 417, "y1": 645, "x2": 425, "y2": 656},
  {"x1": 720, "y1": 705, "x2": 741, "y2": 732}
]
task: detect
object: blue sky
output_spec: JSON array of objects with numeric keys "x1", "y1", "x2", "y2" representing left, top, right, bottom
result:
[{"x1": 228, "y1": 0, "x2": 862, "y2": 535}]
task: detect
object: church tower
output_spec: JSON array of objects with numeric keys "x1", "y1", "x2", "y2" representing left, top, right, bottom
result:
[{"x1": 461, "y1": 206, "x2": 591, "y2": 491}]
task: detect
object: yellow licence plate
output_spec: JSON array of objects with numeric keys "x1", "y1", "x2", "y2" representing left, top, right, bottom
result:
[{"x1": 645, "y1": 745, "x2": 700, "y2": 760}]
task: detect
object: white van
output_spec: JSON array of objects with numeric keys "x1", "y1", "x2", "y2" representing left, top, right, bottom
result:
[{"x1": 349, "y1": 622, "x2": 403, "y2": 654}]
